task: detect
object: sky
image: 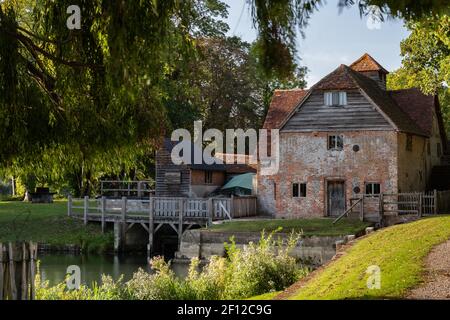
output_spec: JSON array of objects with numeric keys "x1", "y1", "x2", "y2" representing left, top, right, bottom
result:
[{"x1": 223, "y1": 1, "x2": 410, "y2": 87}]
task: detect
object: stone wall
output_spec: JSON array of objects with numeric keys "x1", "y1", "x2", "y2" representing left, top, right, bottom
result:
[{"x1": 176, "y1": 230, "x2": 346, "y2": 265}]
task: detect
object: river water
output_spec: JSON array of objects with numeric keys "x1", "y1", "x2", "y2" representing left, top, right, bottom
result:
[{"x1": 38, "y1": 253, "x2": 189, "y2": 287}]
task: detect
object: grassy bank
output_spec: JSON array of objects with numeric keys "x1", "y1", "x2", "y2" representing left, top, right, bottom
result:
[
  {"x1": 208, "y1": 218, "x2": 371, "y2": 237},
  {"x1": 0, "y1": 200, "x2": 112, "y2": 253},
  {"x1": 281, "y1": 216, "x2": 450, "y2": 299}
]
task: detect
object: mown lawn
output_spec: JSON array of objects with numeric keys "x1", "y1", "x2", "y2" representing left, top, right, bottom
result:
[
  {"x1": 283, "y1": 216, "x2": 450, "y2": 299},
  {"x1": 208, "y1": 218, "x2": 372, "y2": 237},
  {"x1": 0, "y1": 200, "x2": 112, "y2": 253}
]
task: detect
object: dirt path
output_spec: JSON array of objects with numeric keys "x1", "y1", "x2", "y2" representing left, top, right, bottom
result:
[{"x1": 407, "y1": 240, "x2": 450, "y2": 300}]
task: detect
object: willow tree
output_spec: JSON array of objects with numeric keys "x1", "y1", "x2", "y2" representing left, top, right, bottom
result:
[
  {"x1": 0, "y1": 0, "x2": 228, "y2": 195},
  {"x1": 0, "y1": 0, "x2": 448, "y2": 195}
]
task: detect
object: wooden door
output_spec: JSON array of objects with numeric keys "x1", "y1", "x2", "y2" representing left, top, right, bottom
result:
[{"x1": 328, "y1": 181, "x2": 345, "y2": 217}]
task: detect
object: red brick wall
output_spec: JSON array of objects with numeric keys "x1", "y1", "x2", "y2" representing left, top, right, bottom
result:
[{"x1": 258, "y1": 130, "x2": 398, "y2": 217}]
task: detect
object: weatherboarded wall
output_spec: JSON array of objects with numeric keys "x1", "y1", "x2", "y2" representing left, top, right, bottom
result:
[
  {"x1": 282, "y1": 89, "x2": 392, "y2": 132},
  {"x1": 155, "y1": 149, "x2": 191, "y2": 197},
  {"x1": 190, "y1": 169, "x2": 225, "y2": 197},
  {"x1": 258, "y1": 130, "x2": 398, "y2": 217}
]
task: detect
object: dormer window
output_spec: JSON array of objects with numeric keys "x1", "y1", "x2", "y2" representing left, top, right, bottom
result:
[{"x1": 324, "y1": 91, "x2": 347, "y2": 106}]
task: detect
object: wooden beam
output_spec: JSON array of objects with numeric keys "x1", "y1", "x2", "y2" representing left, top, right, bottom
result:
[
  {"x1": 83, "y1": 196, "x2": 89, "y2": 225},
  {"x1": 67, "y1": 195, "x2": 72, "y2": 217},
  {"x1": 101, "y1": 197, "x2": 106, "y2": 233},
  {"x1": 148, "y1": 197, "x2": 154, "y2": 256}
]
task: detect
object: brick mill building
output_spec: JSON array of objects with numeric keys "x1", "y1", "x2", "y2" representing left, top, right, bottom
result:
[{"x1": 258, "y1": 53, "x2": 448, "y2": 218}]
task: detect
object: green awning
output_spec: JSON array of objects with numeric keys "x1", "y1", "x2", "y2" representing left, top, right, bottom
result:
[{"x1": 221, "y1": 173, "x2": 255, "y2": 191}]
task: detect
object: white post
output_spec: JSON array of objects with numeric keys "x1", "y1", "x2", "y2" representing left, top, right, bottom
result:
[
  {"x1": 101, "y1": 196, "x2": 106, "y2": 233},
  {"x1": 67, "y1": 195, "x2": 72, "y2": 217},
  {"x1": 83, "y1": 196, "x2": 89, "y2": 225},
  {"x1": 11, "y1": 176, "x2": 15, "y2": 196}
]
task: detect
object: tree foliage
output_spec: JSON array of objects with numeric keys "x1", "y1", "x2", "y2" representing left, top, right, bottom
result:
[
  {"x1": 387, "y1": 14, "x2": 450, "y2": 132},
  {"x1": 1, "y1": 0, "x2": 448, "y2": 195}
]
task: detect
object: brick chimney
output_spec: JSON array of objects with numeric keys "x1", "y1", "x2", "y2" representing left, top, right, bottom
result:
[{"x1": 349, "y1": 53, "x2": 388, "y2": 90}]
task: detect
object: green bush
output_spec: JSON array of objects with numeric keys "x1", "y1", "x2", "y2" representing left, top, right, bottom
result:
[{"x1": 36, "y1": 230, "x2": 309, "y2": 300}]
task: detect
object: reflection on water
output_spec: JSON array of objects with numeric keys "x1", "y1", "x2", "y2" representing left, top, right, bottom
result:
[{"x1": 38, "y1": 253, "x2": 189, "y2": 287}]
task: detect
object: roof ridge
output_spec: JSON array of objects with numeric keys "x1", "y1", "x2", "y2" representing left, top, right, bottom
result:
[
  {"x1": 350, "y1": 53, "x2": 388, "y2": 74},
  {"x1": 274, "y1": 88, "x2": 308, "y2": 92},
  {"x1": 345, "y1": 66, "x2": 427, "y2": 136}
]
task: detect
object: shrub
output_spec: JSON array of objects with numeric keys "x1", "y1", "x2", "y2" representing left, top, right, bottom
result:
[{"x1": 36, "y1": 230, "x2": 308, "y2": 300}]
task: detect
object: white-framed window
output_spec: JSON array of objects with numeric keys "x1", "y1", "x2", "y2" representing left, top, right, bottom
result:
[
  {"x1": 293, "y1": 183, "x2": 307, "y2": 198},
  {"x1": 365, "y1": 182, "x2": 381, "y2": 196},
  {"x1": 328, "y1": 135, "x2": 344, "y2": 150},
  {"x1": 324, "y1": 91, "x2": 347, "y2": 106}
]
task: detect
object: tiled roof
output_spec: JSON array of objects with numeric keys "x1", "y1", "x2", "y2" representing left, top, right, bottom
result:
[
  {"x1": 263, "y1": 89, "x2": 309, "y2": 129},
  {"x1": 389, "y1": 88, "x2": 436, "y2": 136},
  {"x1": 314, "y1": 64, "x2": 359, "y2": 90},
  {"x1": 162, "y1": 138, "x2": 227, "y2": 170},
  {"x1": 346, "y1": 66, "x2": 427, "y2": 136},
  {"x1": 161, "y1": 139, "x2": 258, "y2": 172},
  {"x1": 262, "y1": 54, "x2": 443, "y2": 138},
  {"x1": 350, "y1": 53, "x2": 389, "y2": 74}
]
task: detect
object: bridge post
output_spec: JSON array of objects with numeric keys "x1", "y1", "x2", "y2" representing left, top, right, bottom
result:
[
  {"x1": 207, "y1": 198, "x2": 213, "y2": 226},
  {"x1": 67, "y1": 195, "x2": 72, "y2": 217},
  {"x1": 83, "y1": 196, "x2": 88, "y2": 225},
  {"x1": 120, "y1": 197, "x2": 127, "y2": 251},
  {"x1": 178, "y1": 198, "x2": 184, "y2": 250},
  {"x1": 148, "y1": 197, "x2": 154, "y2": 257},
  {"x1": 101, "y1": 196, "x2": 106, "y2": 233}
]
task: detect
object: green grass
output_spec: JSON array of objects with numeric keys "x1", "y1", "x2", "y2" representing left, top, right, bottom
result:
[
  {"x1": 286, "y1": 216, "x2": 450, "y2": 299},
  {"x1": 0, "y1": 200, "x2": 113, "y2": 253},
  {"x1": 208, "y1": 218, "x2": 372, "y2": 237},
  {"x1": 246, "y1": 291, "x2": 281, "y2": 300}
]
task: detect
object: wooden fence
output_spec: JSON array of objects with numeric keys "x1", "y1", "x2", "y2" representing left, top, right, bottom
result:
[
  {"x1": 340, "y1": 190, "x2": 450, "y2": 224},
  {"x1": 436, "y1": 190, "x2": 450, "y2": 214},
  {"x1": 68, "y1": 195, "x2": 258, "y2": 229},
  {"x1": 0, "y1": 242, "x2": 38, "y2": 300},
  {"x1": 100, "y1": 180, "x2": 154, "y2": 198}
]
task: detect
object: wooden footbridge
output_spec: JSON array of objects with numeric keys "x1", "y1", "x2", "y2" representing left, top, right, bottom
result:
[{"x1": 67, "y1": 196, "x2": 257, "y2": 253}]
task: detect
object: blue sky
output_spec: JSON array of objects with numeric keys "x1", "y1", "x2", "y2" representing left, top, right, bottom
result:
[{"x1": 223, "y1": 1, "x2": 410, "y2": 86}]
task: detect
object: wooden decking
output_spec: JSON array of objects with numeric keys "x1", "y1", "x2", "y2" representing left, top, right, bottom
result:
[{"x1": 68, "y1": 196, "x2": 257, "y2": 253}]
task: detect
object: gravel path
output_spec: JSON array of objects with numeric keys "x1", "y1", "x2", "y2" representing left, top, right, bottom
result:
[{"x1": 408, "y1": 240, "x2": 450, "y2": 300}]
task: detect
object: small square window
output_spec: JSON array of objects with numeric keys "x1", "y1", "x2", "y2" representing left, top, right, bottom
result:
[
  {"x1": 324, "y1": 91, "x2": 347, "y2": 106},
  {"x1": 205, "y1": 171, "x2": 213, "y2": 184},
  {"x1": 365, "y1": 182, "x2": 381, "y2": 195},
  {"x1": 293, "y1": 183, "x2": 299, "y2": 197},
  {"x1": 328, "y1": 135, "x2": 343, "y2": 150},
  {"x1": 406, "y1": 134, "x2": 413, "y2": 151},
  {"x1": 293, "y1": 183, "x2": 306, "y2": 198}
]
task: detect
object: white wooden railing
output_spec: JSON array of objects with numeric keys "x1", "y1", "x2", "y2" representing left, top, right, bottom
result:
[{"x1": 67, "y1": 196, "x2": 257, "y2": 229}]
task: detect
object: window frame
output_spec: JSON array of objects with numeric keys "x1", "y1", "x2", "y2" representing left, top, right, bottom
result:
[
  {"x1": 328, "y1": 135, "x2": 344, "y2": 151},
  {"x1": 365, "y1": 182, "x2": 381, "y2": 196},
  {"x1": 204, "y1": 171, "x2": 213, "y2": 184},
  {"x1": 292, "y1": 182, "x2": 307, "y2": 198},
  {"x1": 324, "y1": 91, "x2": 347, "y2": 107}
]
